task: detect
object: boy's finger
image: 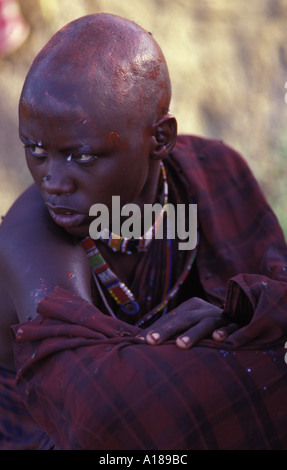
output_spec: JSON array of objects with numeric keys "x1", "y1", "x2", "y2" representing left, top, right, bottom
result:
[{"x1": 212, "y1": 322, "x2": 240, "y2": 341}]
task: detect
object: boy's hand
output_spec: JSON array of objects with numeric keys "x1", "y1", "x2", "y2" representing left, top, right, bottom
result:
[{"x1": 138, "y1": 297, "x2": 239, "y2": 349}]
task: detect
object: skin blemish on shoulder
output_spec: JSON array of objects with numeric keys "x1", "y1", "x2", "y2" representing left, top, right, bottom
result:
[
  {"x1": 30, "y1": 288, "x2": 47, "y2": 306},
  {"x1": 67, "y1": 271, "x2": 75, "y2": 281}
]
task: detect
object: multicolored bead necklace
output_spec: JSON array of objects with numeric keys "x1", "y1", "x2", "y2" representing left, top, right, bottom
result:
[
  {"x1": 80, "y1": 236, "x2": 140, "y2": 315},
  {"x1": 80, "y1": 232, "x2": 198, "y2": 324},
  {"x1": 80, "y1": 162, "x2": 199, "y2": 325}
]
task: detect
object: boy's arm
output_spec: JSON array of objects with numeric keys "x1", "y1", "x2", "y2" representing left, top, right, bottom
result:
[
  {"x1": 0, "y1": 184, "x2": 93, "y2": 322},
  {"x1": 11, "y1": 285, "x2": 287, "y2": 450}
]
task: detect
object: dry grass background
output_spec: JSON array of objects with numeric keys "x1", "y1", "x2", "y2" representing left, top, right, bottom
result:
[{"x1": 0, "y1": 0, "x2": 286, "y2": 236}]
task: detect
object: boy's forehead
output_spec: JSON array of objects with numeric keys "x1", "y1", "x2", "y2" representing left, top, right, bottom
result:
[
  {"x1": 19, "y1": 91, "x2": 118, "y2": 148},
  {"x1": 20, "y1": 71, "x2": 128, "y2": 130},
  {"x1": 19, "y1": 74, "x2": 131, "y2": 140}
]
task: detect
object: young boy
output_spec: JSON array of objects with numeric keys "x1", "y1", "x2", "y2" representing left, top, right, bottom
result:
[{"x1": 1, "y1": 13, "x2": 287, "y2": 450}]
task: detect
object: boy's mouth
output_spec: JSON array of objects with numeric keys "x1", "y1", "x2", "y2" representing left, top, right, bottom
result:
[{"x1": 45, "y1": 203, "x2": 87, "y2": 229}]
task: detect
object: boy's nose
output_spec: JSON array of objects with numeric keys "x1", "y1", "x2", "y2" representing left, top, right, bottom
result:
[{"x1": 42, "y1": 161, "x2": 76, "y2": 195}]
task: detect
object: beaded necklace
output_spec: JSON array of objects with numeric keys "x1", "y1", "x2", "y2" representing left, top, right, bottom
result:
[
  {"x1": 98, "y1": 162, "x2": 168, "y2": 254},
  {"x1": 80, "y1": 162, "x2": 199, "y2": 326},
  {"x1": 80, "y1": 236, "x2": 140, "y2": 315},
  {"x1": 80, "y1": 233, "x2": 198, "y2": 324}
]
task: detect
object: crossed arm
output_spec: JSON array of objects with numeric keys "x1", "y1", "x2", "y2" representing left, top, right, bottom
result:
[{"x1": 0, "y1": 184, "x2": 240, "y2": 349}]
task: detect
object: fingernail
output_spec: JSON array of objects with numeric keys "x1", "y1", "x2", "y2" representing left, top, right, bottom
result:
[
  {"x1": 216, "y1": 330, "x2": 225, "y2": 337},
  {"x1": 215, "y1": 330, "x2": 226, "y2": 340},
  {"x1": 178, "y1": 336, "x2": 190, "y2": 347},
  {"x1": 148, "y1": 332, "x2": 160, "y2": 343}
]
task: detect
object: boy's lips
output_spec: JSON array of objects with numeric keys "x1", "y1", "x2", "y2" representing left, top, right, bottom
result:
[{"x1": 45, "y1": 203, "x2": 87, "y2": 228}]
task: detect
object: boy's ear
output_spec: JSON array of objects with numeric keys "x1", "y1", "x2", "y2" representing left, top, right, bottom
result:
[{"x1": 150, "y1": 114, "x2": 177, "y2": 160}]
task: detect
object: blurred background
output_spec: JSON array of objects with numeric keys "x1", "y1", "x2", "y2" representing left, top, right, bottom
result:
[{"x1": 0, "y1": 0, "x2": 286, "y2": 236}]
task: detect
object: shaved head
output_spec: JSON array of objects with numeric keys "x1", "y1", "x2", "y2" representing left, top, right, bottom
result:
[{"x1": 20, "y1": 13, "x2": 171, "y2": 126}]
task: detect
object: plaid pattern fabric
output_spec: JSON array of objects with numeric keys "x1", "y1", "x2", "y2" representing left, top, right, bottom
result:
[
  {"x1": 12, "y1": 288, "x2": 287, "y2": 450},
  {"x1": 169, "y1": 136, "x2": 287, "y2": 345},
  {"x1": 0, "y1": 367, "x2": 52, "y2": 449},
  {"x1": 11, "y1": 135, "x2": 287, "y2": 449}
]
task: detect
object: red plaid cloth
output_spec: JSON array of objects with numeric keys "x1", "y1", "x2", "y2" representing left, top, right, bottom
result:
[
  {"x1": 11, "y1": 135, "x2": 287, "y2": 449},
  {"x1": 12, "y1": 288, "x2": 287, "y2": 450},
  {"x1": 0, "y1": 367, "x2": 52, "y2": 449}
]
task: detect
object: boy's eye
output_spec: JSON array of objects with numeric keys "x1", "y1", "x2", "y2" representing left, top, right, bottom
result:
[
  {"x1": 28, "y1": 146, "x2": 47, "y2": 157},
  {"x1": 71, "y1": 154, "x2": 98, "y2": 163}
]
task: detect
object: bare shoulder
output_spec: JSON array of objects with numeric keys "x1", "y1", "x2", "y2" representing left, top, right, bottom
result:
[{"x1": 0, "y1": 185, "x2": 92, "y2": 323}]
